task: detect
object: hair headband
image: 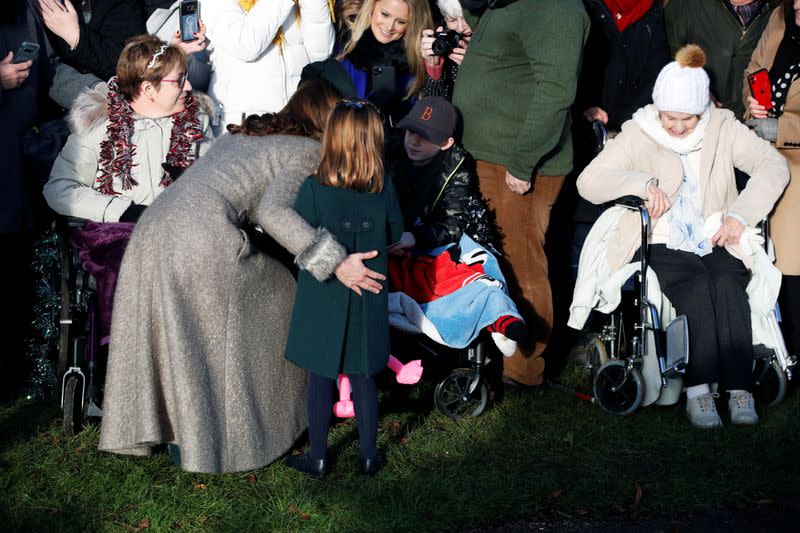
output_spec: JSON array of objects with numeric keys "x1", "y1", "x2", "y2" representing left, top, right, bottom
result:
[{"x1": 146, "y1": 44, "x2": 168, "y2": 70}]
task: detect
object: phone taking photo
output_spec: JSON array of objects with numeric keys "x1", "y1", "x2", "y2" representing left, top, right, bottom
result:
[
  {"x1": 179, "y1": 0, "x2": 200, "y2": 43},
  {"x1": 748, "y1": 68, "x2": 773, "y2": 111},
  {"x1": 12, "y1": 41, "x2": 39, "y2": 64}
]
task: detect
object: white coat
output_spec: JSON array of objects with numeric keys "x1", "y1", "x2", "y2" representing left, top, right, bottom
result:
[{"x1": 203, "y1": 0, "x2": 334, "y2": 130}]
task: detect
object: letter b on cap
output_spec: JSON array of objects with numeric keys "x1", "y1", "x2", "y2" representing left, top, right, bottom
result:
[{"x1": 420, "y1": 106, "x2": 433, "y2": 121}]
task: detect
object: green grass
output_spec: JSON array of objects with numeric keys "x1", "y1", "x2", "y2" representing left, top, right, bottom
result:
[{"x1": 1, "y1": 366, "x2": 799, "y2": 533}]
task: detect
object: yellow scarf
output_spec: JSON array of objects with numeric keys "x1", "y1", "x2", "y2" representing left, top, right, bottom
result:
[{"x1": 237, "y1": 0, "x2": 336, "y2": 50}]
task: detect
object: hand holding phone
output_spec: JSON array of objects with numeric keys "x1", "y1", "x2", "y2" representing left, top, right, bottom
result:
[
  {"x1": 1, "y1": 48, "x2": 33, "y2": 90},
  {"x1": 748, "y1": 68, "x2": 773, "y2": 112},
  {"x1": 12, "y1": 41, "x2": 39, "y2": 64},
  {"x1": 179, "y1": 0, "x2": 200, "y2": 43}
]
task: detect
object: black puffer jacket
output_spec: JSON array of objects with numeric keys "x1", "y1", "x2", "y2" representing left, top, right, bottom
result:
[
  {"x1": 394, "y1": 145, "x2": 500, "y2": 252},
  {"x1": 48, "y1": 0, "x2": 145, "y2": 81}
]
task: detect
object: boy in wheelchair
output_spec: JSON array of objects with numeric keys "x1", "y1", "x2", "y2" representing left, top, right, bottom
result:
[
  {"x1": 572, "y1": 45, "x2": 790, "y2": 428},
  {"x1": 381, "y1": 98, "x2": 523, "y2": 416}
]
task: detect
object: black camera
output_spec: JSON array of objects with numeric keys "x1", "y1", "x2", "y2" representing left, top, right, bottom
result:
[{"x1": 431, "y1": 29, "x2": 463, "y2": 56}]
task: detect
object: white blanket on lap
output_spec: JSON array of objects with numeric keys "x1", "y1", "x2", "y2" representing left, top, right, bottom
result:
[{"x1": 569, "y1": 207, "x2": 783, "y2": 406}]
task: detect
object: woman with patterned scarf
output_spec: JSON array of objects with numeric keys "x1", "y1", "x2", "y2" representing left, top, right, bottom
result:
[
  {"x1": 42, "y1": 34, "x2": 214, "y2": 348},
  {"x1": 203, "y1": 0, "x2": 335, "y2": 134},
  {"x1": 44, "y1": 34, "x2": 215, "y2": 223}
]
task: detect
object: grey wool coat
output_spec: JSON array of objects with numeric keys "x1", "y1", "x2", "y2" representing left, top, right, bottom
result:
[{"x1": 99, "y1": 133, "x2": 349, "y2": 473}]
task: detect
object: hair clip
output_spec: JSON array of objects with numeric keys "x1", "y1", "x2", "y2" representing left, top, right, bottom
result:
[
  {"x1": 147, "y1": 44, "x2": 168, "y2": 70},
  {"x1": 338, "y1": 98, "x2": 367, "y2": 109}
]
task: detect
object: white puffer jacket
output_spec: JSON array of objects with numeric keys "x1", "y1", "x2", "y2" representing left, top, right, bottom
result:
[
  {"x1": 43, "y1": 83, "x2": 215, "y2": 222},
  {"x1": 204, "y1": 0, "x2": 334, "y2": 130}
]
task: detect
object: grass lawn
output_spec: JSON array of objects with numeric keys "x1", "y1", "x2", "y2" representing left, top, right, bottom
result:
[{"x1": 1, "y1": 362, "x2": 799, "y2": 533}]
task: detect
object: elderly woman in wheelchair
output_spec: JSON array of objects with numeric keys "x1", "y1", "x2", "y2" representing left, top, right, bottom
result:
[{"x1": 573, "y1": 45, "x2": 790, "y2": 428}]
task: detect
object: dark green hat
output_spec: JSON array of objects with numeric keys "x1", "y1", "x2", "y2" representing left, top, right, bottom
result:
[{"x1": 300, "y1": 58, "x2": 358, "y2": 99}]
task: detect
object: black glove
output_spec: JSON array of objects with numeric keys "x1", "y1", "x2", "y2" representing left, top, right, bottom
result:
[
  {"x1": 119, "y1": 203, "x2": 147, "y2": 223},
  {"x1": 162, "y1": 163, "x2": 186, "y2": 180}
]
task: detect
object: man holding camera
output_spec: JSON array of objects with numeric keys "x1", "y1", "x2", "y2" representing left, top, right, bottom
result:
[{"x1": 452, "y1": 0, "x2": 589, "y2": 390}]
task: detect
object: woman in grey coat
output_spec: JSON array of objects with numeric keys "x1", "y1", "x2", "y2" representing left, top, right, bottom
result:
[{"x1": 99, "y1": 78, "x2": 385, "y2": 473}]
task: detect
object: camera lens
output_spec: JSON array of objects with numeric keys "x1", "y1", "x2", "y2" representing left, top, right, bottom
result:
[{"x1": 431, "y1": 37, "x2": 452, "y2": 56}]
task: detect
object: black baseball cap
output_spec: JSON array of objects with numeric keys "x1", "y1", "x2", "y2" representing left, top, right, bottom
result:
[{"x1": 396, "y1": 97, "x2": 457, "y2": 145}]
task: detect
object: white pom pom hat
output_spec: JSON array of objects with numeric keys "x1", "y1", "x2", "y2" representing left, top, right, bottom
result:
[{"x1": 652, "y1": 44, "x2": 710, "y2": 115}]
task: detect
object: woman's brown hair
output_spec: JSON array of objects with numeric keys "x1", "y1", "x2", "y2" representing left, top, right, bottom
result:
[
  {"x1": 227, "y1": 78, "x2": 341, "y2": 139},
  {"x1": 116, "y1": 35, "x2": 187, "y2": 101},
  {"x1": 337, "y1": 0, "x2": 433, "y2": 99},
  {"x1": 316, "y1": 99, "x2": 385, "y2": 193}
]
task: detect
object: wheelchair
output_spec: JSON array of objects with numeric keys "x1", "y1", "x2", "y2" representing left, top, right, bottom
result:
[
  {"x1": 578, "y1": 122, "x2": 796, "y2": 415},
  {"x1": 580, "y1": 200, "x2": 796, "y2": 415},
  {"x1": 54, "y1": 217, "x2": 104, "y2": 436}
]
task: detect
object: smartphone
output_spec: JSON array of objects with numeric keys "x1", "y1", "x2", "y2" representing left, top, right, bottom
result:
[
  {"x1": 12, "y1": 41, "x2": 39, "y2": 64},
  {"x1": 179, "y1": 0, "x2": 199, "y2": 43},
  {"x1": 748, "y1": 68, "x2": 773, "y2": 111},
  {"x1": 371, "y1": 65, "x2": 396, "y2": 96}
]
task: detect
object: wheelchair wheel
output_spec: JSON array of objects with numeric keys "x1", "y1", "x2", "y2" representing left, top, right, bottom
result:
[
  {"x1": 62, "y1": 374, "x2": 83, "y2": 437},
  {"x1": 593, "y1": 360, "x2": 643, "y2": 416},
  {"x1": 585, "y1": 336, "x2": 608, "y2": 378},
  {"x1": 753, "y1": 358, "x2": 787, "y2": 407},
  {"x1": 434, "y1": 368, "x2": 489, "y2": 420}
]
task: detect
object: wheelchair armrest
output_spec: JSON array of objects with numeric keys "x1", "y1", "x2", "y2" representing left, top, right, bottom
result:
[
  {"x1": 611, "y1": 195, "x2": 644, "y2": 209},
  {"x1": 65, "y1": 216, "x2": 88, "y2": 228}
]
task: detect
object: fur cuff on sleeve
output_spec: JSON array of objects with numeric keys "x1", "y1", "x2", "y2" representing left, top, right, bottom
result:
[{"x1": 295, "y1": 228, "x2": 348, "y2": 282}]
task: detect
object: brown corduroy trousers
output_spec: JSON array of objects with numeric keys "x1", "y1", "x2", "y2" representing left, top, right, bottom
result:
[{"x1": 476, "y1": 160, "x2": 565, "y2": 386}]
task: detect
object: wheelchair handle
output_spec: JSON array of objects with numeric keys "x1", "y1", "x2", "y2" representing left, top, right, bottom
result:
[{"x1": 592, "y1": 120, "x2": 608, "y2": 149}]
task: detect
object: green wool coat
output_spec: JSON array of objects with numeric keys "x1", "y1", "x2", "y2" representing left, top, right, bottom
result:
[
  {"x1": 452, "y1": 0, "x2": 589, "y2": 180},
  {"x1": 284, "y1": 176, "x2": 404, "y2": 379}
]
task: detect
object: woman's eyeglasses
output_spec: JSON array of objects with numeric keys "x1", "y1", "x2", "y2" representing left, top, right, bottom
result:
[{"x1": 161, "y1": 72, "x2": 188, "y2": 88}]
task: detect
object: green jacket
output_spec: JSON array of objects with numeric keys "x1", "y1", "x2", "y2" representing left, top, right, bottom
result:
[
  {"x1": 665, "y1": 0, "x2": 777, "y2": 119},
  {"x1": 452, "y1": 0, "x2": 589, "y2": 179},
  {"x1": 284, "y1": 176, "x2": 404, "y2": 380}
]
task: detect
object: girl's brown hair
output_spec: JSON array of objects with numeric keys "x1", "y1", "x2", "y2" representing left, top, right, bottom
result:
[
  {"x1": 116, "y1": 35, "x2": 187, "y2": 101},
  {"x1": 227, "y1": 78, "x2": 341, "y2": 139},
  {"x1": 316, "y1": 99, "x2": 385, "y2": 193},
  {"x1": 337, "y1": 0, "x2": 433, "y2": 98}
]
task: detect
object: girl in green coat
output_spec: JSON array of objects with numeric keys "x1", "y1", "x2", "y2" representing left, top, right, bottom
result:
[{"x1": 285, "y1": 98, "x2": 404, "y2": 478}]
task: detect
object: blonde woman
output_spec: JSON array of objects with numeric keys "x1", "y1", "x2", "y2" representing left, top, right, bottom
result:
[{"x1": 336, "y1": 0, "x2": 432, "y2": 120}]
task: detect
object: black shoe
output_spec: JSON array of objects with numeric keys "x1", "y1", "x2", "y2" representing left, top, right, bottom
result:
[
  {"x1": 502, "y1": 376, "x2": 536, "y2": 397},
  {"x1": 359, "y1": 454, "x2": 384, "y2": 476},
  {"x1": 286, "y1": 453, "x2": 327, "y2": 479}
]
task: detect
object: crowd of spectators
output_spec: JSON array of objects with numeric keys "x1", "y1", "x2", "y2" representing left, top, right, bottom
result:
[{"x1": 2, "y1": 0, "x2": 798, "y2": 454}]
